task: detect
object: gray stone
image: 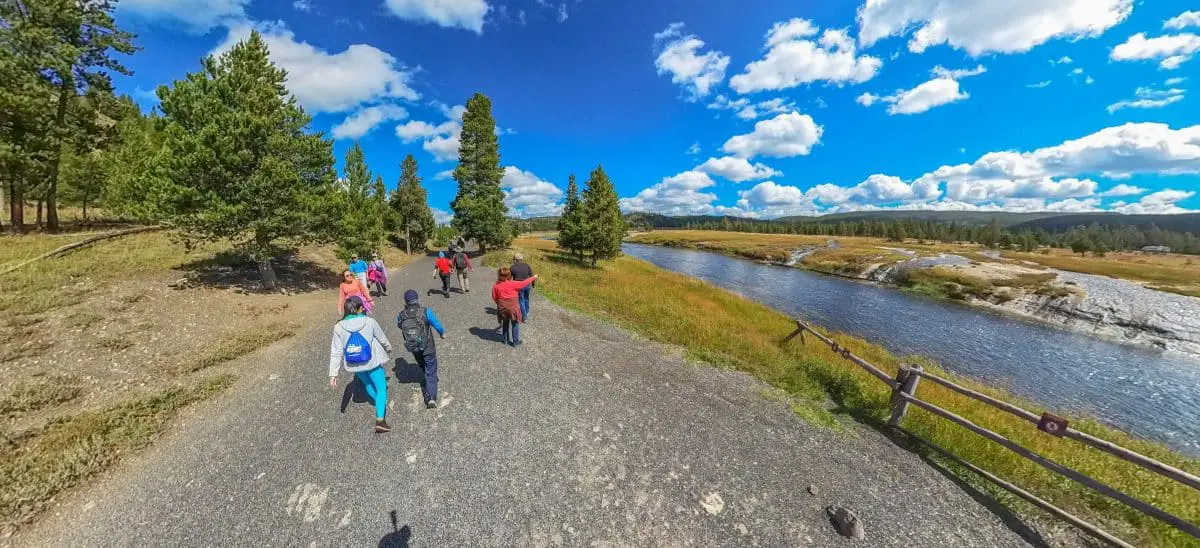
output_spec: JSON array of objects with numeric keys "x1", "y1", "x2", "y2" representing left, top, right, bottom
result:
[
  {"x1": 826, "y1": 505, "x2": 865, "y2": 540},
  {"x1": 807, "y1": 484, "x2": 819, "y2": 496}
]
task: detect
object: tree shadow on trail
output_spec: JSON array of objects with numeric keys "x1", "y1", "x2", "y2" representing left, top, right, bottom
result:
[
  {"x1": 542, "y1": 251, "x2": 601, "y2": 269},
  {"x1": 174, "y1": 250, "x2": 339, "y2": 294}
]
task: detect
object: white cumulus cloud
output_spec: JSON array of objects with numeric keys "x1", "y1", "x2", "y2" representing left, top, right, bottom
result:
[
  {"x1": 708, "y1": 95, "x2": 797, "y2": 120},
  {"x1": 730, "y1": 19, "x2": 881, "y2": 93},
  {"x1": 1106, "y1": 87, "x2": 1186, "y2": 113},
  {"x1": 394, "y1": 107, "x2": 463, "y2": 162},
  {"x1": 857, "y1": 0, "x2": 1133, "y2": 56},
  {"x1": 858, "y1": 64, "x2": 984, "y2": 115},
  {"x1": 1113, "y1": 189, "x2": 1195, "y2": 214},
  {"x1": 502, "y1": 166, "x2": 564, "y2": 217},
  {"x1": 215, "y1": 21, "x2": 419, "y2": 114},
  {"x1": 1111, "y1": 32, "x2": 1200, "y2": 70},
  {"x1": 117, "y1": 0, "x2": 248, "y2": 33},
  {"x1": 383, "y1": 0, "x2": 490, "y2": 33},
  {"x1": 721, "y1": 111, "x2": 824, "y2": 159},
  {"x1": 331, "y1": 104, "x2": 408, "y2": 139},
  {"x1": 432, "y1": 208, "x2": 453, "y2": 224},
  {"x1": 619, "y1": 171, "x2": 731, "y2": 216},
  {"x1": 1099, "y1": 184, "x2": 1147, "y2": 197},
  {"x1": 653, "y1": 23, "x2": 731, "y2": 101},
  {"x1": 1164, "y1": 11, "x2": 1200, "y2": 31},
  {"x1": 695, "y1": 156, "x2": 782, "y2": 182}
]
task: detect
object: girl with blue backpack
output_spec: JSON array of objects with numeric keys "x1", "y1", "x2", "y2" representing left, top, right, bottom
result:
[{"x1": 329, "y1": 296, "x2": 394, "y2": 433}]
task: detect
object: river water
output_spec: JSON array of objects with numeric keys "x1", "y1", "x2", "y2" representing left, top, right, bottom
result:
[{"x1": 622, "y1": 243, "x2": 1200, "y2": 456}]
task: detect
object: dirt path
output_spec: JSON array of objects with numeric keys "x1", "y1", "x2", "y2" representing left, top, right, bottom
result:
[{"x1": 15, "y1": 254, "x2": 1043, "y2": 547}]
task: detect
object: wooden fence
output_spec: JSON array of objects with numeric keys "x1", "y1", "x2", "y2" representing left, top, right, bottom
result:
[{"x1": 783, "y1": 320, "x2": 1200, "y2": 548}]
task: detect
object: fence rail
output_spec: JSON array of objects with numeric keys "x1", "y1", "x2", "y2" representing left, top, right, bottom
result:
[{"x1": 783, "y1": 319, "x2": 1199, "y2": 547}]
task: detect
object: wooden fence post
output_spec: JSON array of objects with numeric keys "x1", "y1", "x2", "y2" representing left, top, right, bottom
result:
[{"x1": 890, "y1": 364, "x2": 922, "y2": 427}]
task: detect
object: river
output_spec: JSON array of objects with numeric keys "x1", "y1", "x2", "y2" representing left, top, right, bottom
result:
[{"x1": 622, "y1": 243, "x2": 1200, "y2": 456}]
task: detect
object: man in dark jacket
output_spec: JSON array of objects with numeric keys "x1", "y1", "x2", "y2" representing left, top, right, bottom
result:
[
  {"x1": 397, "y1": 290, "x2": 446, "y2": 409},
  {"x1": 510, "y1": 253, "x2": 534, "y2": 321}
]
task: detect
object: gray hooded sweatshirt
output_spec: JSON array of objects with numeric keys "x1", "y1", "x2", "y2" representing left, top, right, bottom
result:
[{"x1": 329, "y1": 315, "x2": 393, "y2": 376}]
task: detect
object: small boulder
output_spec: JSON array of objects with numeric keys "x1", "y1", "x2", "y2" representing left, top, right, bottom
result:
[
  {"x1": 807, "y1": 484, "x2": 819, "y2": 496},
  {"x1": 826, "y1": 506, "x2": 864, "y2": 540}
]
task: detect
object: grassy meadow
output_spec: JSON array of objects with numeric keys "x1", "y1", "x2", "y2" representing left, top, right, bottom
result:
[{"x1": 490, "y1": 237, "x2": 1200, "y2": 548}]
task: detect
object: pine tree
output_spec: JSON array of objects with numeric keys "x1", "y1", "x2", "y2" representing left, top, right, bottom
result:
[
  {"x1": 333, "y1": 142, "x2": 388, "y2": 259},
  {"x1": 557, "y1": 173, "x2": 584, "y2": 261},
  {"x1": 450, "y1": 92, "x2": 510, "y2": 252},
  {"x1": 149, "y1": 31, "x2": 336, "y2": 289},
  {"x1": 580, "y1": 164, "x2": 624, "y2": 266},
  {"x1": 389, "y1": 154, "x2": 436, "y2": 254}
]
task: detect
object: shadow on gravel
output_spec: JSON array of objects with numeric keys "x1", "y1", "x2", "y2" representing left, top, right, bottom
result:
[
  {"x1": 469, "y1": 326, "x2": 507, "y2": 344},
  {"x1": 175, "y1": 250, "x2": 338, "y2": 294},
  {"x1": 378, "y1": 510, "x2": 411, "y2": 548},
  {"x1": 392, "y1": 357, "x2": 425, "y2": 385},
  {"x1": 339, "y1": 378, "x2": 372, "y2": 413}
]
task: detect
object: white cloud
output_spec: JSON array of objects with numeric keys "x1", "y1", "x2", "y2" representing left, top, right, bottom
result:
[
  {"x1": 619, "y1": 171, "x2": 724, "y2": 216},
  {"x1": 1071, "y1": 67, "x2": 1084, "y2": 75},
  {"x1": 1113, "y1": 189, "x2": 1195, "y2": 214},
  {"x1": 117, "y1": 0, "x2": 248, "y2": 33},
  {"x1": 1106, "y1": 87, "x2": 1185, "y2": 113},
  {"x1": 1052, "y1": 56, "x2": 1074, "y2": 65},
  {"x1": 292, "y1": 0, "x2": 312, "y2": 12},
  {"x1": 215, "y1": 21, "x2": 418, "y2": 114},
  {"x1": 653, "y1": 23, "x2": 731, "y2": 100},
  {"x1": 708, "y1": 95, "x2": 796, "y2": 120},
  {"x1": 721, "y1": 111, "x2": 824, "y2": 159},
  {"x1": 730, "y1": 19, "x2": 882, "y2": 93},
  {"x1": 1027, "y1": 80, "x2": 1052, "y2": 89},
  {"x1": 331, "y1": 104, "x2": 407, "y2": 139},
  {"x1": 1111, "y1": 32, "x2": 1200, "y2": 70},
  {"x1": 858, "y1": 0, "x2": 1133, "y2": 56},
  {"x1": 1165, "y1": 77, "x2": 1187, "y2": 86},
  {"x1": 1099, "y1": 184, "x2": 1146, "y2": 197},
  {"x1": 858, "y1": 64, "x2": 984, "y2": 115},
  {"x1": 696, "y1": 156, "x2": 782, "y2": 182},
  {"x1": 686, "y1": 142, "x2": 701, "y2": 155},
  {"x1": 501, "y1": 166, "x2": 564, "y2": 217},
  {"x1": 434, "y1": 169, "x2": 454, "y2": 180},
  {"x1": 1085, "y1": 76, "x2": 1095, "y2": 85},
  {"x1": 395, "y1": 107, "x2": 463, "y2": 162},
  {"x1": 383, "y1": 0, "x2": 490, "y2": 34},
  {"x1": 737, "y1": 181, "x2": 820, "y2": 217},
  {"x1": 1164, "y1": 11, "x2": 1200, "y2": 31},
  {"x1": 432, "y1": 208, "x2": 453, "y2": 224}
]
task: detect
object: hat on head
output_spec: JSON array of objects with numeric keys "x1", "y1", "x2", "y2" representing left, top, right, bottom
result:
[
  {"x1": 403, "y1": 289, "x2": 419, "y2": 303},
  {"x1": 371, "y1": 252, "x2": 379, "y2": 257},
  {"x1": 513, "y1": 253, "x2": 524, "y2": 261},
  {"x1": 438, "y1": 251, "x2": 445, "y2": 258}
]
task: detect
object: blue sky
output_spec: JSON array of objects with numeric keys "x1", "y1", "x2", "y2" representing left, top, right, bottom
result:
[{"x1": 112, "y1": 0, "x2": 1200, "y2": 220}]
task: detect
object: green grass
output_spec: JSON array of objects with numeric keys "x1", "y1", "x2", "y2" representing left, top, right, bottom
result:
[
  {"x1": 0, "y1": 376, "x2": 84, "y2": 419},
  {"x1": 179, "y1": 322, "x2": 300, "y2": 373},
  {"x1": 489, "y1": 238, "x2": 1200, "y2": 548},
  {"x1": 0, "y1": 375, "x2": 235, "y2": 533}
]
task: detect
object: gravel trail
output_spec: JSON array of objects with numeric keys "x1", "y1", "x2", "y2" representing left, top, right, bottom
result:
[{"x1": 16, "y1": 254, "x2": 1043, "y2": 547}]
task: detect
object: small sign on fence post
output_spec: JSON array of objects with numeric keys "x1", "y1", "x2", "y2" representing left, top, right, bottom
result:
[{"x1": 1037, "y1": 412, "x2": 1069, "y2": 437}]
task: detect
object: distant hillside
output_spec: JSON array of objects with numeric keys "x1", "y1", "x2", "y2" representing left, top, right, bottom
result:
[
  {"x1": 777, "y1": 211, "x2": 1062, "y2": 226},
  {"x1": 1012, "y1": 213, "x2": 1200, "y2": 235}
]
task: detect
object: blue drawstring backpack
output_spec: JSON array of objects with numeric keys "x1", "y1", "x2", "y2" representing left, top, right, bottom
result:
[{"x1": 343, "y1": 327, "x2": 373, "y2": 364}]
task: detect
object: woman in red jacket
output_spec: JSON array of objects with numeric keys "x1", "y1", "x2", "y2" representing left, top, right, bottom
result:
[{"x1": 492, "y1": 266, "x2": 538, "y2": 346}]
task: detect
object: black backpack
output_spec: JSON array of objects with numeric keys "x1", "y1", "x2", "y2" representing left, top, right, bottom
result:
[
  {"x1": 397, "y1": 306, "x2": 431, "y2": 353},
  {"x1": 453, "y1": 252, "x2": 468, "y2": 269}
]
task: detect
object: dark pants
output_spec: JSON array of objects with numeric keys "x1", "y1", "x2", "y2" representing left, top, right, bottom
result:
[
  {"x1": 502, "y1": 318, "x2": 521, "y2": 345},
  {"x1": 439, "y1": 273, "x2": 450, "y2": 295},
  {"x1": 413, "y1": 350, "x2": 438, "y2": 402},
  {"x1": 518, "y1": 286, "x2": 531, "y2": 320}
]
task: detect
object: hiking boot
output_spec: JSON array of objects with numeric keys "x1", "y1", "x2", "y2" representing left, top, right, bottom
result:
[
  {"x1": 375, "y1": 419, "x2": 392, "y2": 433},
  {"x1": 426, "y1": 399, "x2": 438, "y2": 409}
]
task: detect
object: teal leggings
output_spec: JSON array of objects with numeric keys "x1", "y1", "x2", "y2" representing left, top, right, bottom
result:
[{"x1": 354, "y1": 366, "x2": 388, "y2": 419}]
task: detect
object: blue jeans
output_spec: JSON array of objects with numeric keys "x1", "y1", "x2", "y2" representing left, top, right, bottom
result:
[
  {"x1": 413, "y1": 350, "x2": 438, "y2": 402},
  {"x1": 518, "y1": 286, "x2": 532, "y2": 320},
  {"x1": 353, "y1": 366, "x2": 388, "y2": 419},
  {"x1": 502, "y1": 318, "x2": 521, "y2": 345}
]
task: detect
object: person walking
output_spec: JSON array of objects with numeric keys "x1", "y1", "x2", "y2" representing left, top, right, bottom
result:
[
  {"x1": 510, "y1": 253, "x2": 534, "y2": 321},
  {"x1": 369, "y1": 252, "x2": 389, "y2": 296},
  {"x1": 452, "y1": 247, "x2": 473, "y2": 293},
  {"x1": 338, "y1": 270, "x2": 374, "y2": 314},
  {"x1": 329, "y1": 296, "x2": 393, "y2": 433},
  {"x1": 397, "y1": 290, "x2": 446, "y2": 409},
  {"x1": 492, "y1": 267, "x2": 538, "y2": 346},
  {"x1": 433, "y1": 251, "x2": 453, "y2": 298},
  {"x1": 348, "y1": 254, "x2": 369, "y2": 290}
]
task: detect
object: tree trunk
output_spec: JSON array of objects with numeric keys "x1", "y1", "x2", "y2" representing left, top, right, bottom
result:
[
  {"x1": 45, "y1": 80, "x2": 72, "y2": 233},
  {"x1": 258, "y1": 259, "x2": 278, "y2": 291},
  {"x1": 81, "y1": 199, "x2": 88, "y2": 221},
  {"x1": 405, "y1": 226, "x2": 411, "y2": 255},
  {"x1": 8, "y1": 181, "x2": 23, "y2": 234},
  {"x1": 36, "y1": 200, "x2": 43, "y2": 229},
  {"x1": 590, "y1": 253, "x2": 598, "y2": 267},
  {"x1": 478, "y1": 242, "x2": 488, "y2": 254}
]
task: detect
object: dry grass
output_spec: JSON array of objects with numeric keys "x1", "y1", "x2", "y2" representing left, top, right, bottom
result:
[
  {"x1": 179, "y1": 321, "x2": 300, "y2": 373},
  {"x1": 0, "y1": 375, "x2": 235, "y2": 534},
  {"x1": 0, "y1": 376, "x2": 84, "y2": 419},
  {"x1": 490, "y1": 237, "x2": 1200, "y2": 548},
  {"x1": 1003, "y1": 250, "x2": 1200, "y2": 297}
]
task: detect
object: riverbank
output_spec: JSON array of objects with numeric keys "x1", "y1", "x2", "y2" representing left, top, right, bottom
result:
[
  {"x1": 628, "y1": 230, "x2": 1200, "y2": 357},
  {"x1": 490, "y1": 237, "x2": 1200, "y2": 548}
]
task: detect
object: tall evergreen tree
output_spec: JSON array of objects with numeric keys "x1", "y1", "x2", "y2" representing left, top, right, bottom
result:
[
  {"x1": 147, "y1": 31, "x2": 336, "y2": 289},
  {"x1": 332, "y1": 142, "x2": 388, "y2": 259},
  {"x1": 389, "y1": 154, "x2": 436, "y2": 254},
  {"x1": 450, "y1": 92, "x2": 510, "y2": 252},
  {"x1": 557, "y1": 173, "x2": 584, "y2": 261},
  {"x1": 580, "y1": 164, "x2": 624, "y2": 266}
]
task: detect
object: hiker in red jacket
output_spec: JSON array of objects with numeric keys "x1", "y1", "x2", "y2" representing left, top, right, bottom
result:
[
  {"x1": 492, "y1": 266, "x2": 538, "y2": 346},
  {"x1": 433, "y1": 252, "x2": 453, "y2": 298}
]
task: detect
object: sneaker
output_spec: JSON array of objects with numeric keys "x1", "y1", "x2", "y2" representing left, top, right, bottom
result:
[
  {"x1": 444, "y1": 292, "x2": 450, "y2": 299},
  {"x1": 426, "y1": 399, "x2": 438, "y2": 409},
  {"x1": 375, "y1": 419, "x2": 391, "y2": 433}
]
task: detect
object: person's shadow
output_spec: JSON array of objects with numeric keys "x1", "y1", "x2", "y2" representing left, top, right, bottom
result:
[
  {"x1": 339, "y1": 377, "x2": 371, "y2": 413},
  {"x1": 392, "y1": 355, "x2": 425, "y2": 385},
  {"x1": 469, "y1": 326, "x2": 506, "y2": 343},
  {"x1": 379, "y1": 510, "x2": 412, "y2": 547}
]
